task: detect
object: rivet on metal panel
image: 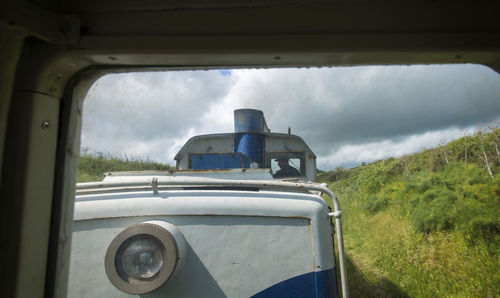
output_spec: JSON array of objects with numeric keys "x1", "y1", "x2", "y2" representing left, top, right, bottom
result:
[{"x1": 41, "y1": 121, "x2": 51, "y2": 130}]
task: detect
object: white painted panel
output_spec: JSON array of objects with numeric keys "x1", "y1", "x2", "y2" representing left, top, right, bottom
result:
[{"x1": 69, "y1": 216, "x2": 315, "y2": 298}]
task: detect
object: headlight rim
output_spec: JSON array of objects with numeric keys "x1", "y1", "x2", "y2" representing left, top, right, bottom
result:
[{"x1": 105, "y1": 222, "x2": 179, "y2": 294}]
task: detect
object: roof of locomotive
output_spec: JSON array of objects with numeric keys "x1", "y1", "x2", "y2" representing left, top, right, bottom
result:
[{"x1": 174, "y1": 132, "x2": 317, "y2": 161}]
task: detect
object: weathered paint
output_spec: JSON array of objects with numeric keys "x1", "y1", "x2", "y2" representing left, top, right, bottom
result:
[{"x1": 69, "y1": 180, "x2": 337, "y2": 297}]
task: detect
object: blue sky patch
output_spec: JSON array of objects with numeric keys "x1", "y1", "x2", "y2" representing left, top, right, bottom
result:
[{"x1": 219, "y1": 69, "x2": 232, "y2": 76}]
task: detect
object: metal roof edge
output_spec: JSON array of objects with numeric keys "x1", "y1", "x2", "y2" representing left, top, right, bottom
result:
[{"x1": 174, "y1": 132, "x2": 316, "y2": 160}]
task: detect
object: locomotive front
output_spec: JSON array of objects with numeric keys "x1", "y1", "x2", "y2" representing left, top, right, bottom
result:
[{"x1": 68, "y1": 109, "x2": 348, "y2": 297}]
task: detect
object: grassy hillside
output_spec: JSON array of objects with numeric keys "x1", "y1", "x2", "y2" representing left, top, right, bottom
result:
[
  {"x1": 319, "y1": 129, "x2": 500, "y2": 297},
  {"x1": 77, "y1": 153, "x2": 174, "y2": 182}
]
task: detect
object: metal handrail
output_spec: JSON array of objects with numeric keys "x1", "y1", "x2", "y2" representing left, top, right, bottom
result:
[{"x1": 76, "y1": 178, "x2": 349, "y2": 298}]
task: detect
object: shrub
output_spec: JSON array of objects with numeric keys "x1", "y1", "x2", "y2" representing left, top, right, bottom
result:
[
  {"x1": 408, "y1": 163, "x2": 500, "y2": 237},
  {"x1": 411, "y1": 187, "x2": 458, "y2": 233},
  {"x1": 362, "y1": 195, "x2": 390, "y2": 214}
]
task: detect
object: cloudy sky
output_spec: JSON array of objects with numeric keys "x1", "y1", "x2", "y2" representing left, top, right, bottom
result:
[{"x1": 81, "y1": 64, "x2": 500, "y2": 170}]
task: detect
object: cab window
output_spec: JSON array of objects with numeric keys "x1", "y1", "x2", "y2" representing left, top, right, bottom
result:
[{"x1": 266, "y1": 152, "x2": 305, "y2": 178}]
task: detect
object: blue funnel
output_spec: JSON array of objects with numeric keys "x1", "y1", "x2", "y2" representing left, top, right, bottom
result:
[{"x1": 234, "y1": 109, "x2": 268, "y2": 167}]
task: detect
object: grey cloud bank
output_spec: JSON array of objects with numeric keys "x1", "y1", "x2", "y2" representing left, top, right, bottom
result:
[{"x1": 81, "y1": 65, "x2": 500, "y2": 170}]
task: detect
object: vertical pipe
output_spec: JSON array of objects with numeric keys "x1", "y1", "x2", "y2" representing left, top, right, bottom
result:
[
  {"x1": 234, "y1": 109, "x2": 266, "y2": 133},
  {"x1": 234, "y1": 133, "x2": 264, "y2": 167},
  {"x1": 334, "y1": 217, "x2": 348, "y2": 298},
  {"x1": 234, "y1": 109, "x2": 266, "y2": 167},
  {"x1": 324, "y1": 184, "x2": 349, "y2": 298}
]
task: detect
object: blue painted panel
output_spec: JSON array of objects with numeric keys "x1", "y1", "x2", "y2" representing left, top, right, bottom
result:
[
  {"x1": 235, "y1": 133, "x2": 265, "y2": 167},
  {"x1": 190, "y1": 153, "x2": 251, "y2": 169},
  {"x1": 251, "y1": 268, "x2": 338, "y2": 298},
  {"x1": 315, "y1": 268, "x2": 338, "y2": 297},
  {"x1": 233, "y1": 109, "x2": 266, "y2": 167}
]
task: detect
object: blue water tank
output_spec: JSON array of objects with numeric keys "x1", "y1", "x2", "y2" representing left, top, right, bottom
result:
[{"x1": 234, "y1": 109, "x2": 268, "y2": 167}]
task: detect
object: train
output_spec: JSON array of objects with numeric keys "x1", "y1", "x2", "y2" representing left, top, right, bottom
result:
[{"x1": 68, "y1": 109, "x2": 348, "y2": 297}]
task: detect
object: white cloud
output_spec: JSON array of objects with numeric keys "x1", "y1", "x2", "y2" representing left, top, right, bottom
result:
[
  {"x1": 317, "y1": 127, "x2": 468, "y2": 169},
  {"x1": 80, "y1": 65, "x2": 500, "y2": 170}
]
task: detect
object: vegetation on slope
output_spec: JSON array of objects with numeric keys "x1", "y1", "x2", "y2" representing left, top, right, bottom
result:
[
  {"x1": 320, "y1": 128, "x2": 500, "y2": 297},
  {"x1": 77, "y1": 152, "x2": 174, "y2": 182}
]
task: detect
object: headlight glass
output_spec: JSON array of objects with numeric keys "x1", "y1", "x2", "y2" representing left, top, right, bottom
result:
[
  {"x1": 117, "y1": 235, "x2": 164, "y2": 280},
  {"x1": 105, "y1": 221, "x2": 184, "y2": 294}
]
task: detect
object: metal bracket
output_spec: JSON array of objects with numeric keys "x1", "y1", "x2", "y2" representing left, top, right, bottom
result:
[
  {"x1": 328, "y1": 211, "x2": 342, "y2": 218},
  {"x1": 150, "y1": 178, "x2": 159, "y2": 194}
]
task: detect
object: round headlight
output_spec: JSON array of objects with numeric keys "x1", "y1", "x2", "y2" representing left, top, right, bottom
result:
[
  {"x1": 117, "y1": 235, "x2": 164, "y2": 280},
  {"x1": 105, "y1": 221, "x2": 185, "y2": 294}
]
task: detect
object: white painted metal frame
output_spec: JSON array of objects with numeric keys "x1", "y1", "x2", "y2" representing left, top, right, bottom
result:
[{"x1": 77, "y1": 177, "x2": 349, "y2": 298}]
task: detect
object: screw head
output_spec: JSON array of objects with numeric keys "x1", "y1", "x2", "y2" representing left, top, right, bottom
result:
[
  {"x1": 41, "y1": 121, "x2": 51, "y2": 130},
  {"x1": 59, "y1": 22, "x2": 71, "y2": 35}
]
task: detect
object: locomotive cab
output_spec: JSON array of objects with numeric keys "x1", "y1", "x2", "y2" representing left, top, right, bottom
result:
[
  {"x1": 175, "y1": 133, "x2": 317, "y2": 180},
  {"x1": 175, "y1": 109, "x2": 317, "y2": 181}
]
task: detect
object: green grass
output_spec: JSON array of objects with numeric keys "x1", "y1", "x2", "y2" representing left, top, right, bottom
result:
[
  {"x1": 77, "y1": 153, "x2": 174, "y2": 182},
  {"x1": 328, "y1": 179, "x2": 499, "y2": 297},
  {"x1": 320, "y1": 129, "x2": 500, "y2": 297}
]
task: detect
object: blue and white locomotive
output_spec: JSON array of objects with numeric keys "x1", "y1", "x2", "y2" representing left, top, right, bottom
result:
[{"x1": 69, "y1": 109, "x2": 348, "y2": 297}]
